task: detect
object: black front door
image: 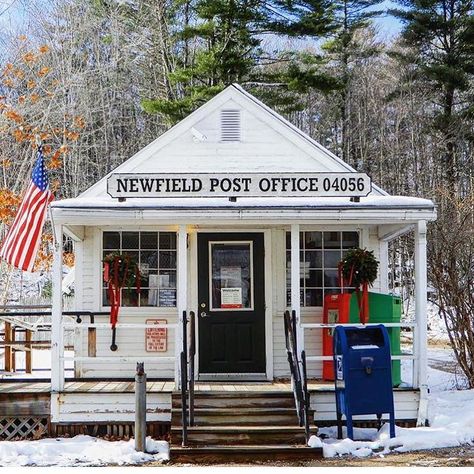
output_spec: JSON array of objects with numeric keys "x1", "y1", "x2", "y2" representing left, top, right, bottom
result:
[{"x1": 198, "y1": 233, "x2": 265, "y2": 376}]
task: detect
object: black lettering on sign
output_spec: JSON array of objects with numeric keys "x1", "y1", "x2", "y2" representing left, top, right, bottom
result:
[
  {"x1": 259, "y1": 178, "x2": 271, "y2": 192},
  {"x1": 209, "y1": 178, "x2": 219, "y2": 192},
  {"x1": 220, "y1": 178, "x2": 232, "y2": 192},
  {"x1": 241, "y1": 177, "x2": 251, "y2": 192},
  {"x1": 116, "y1": 179, "x2": 128, "y2": 193},
  {"x1": 129, "y1": 178, "x2": 139, "y2": 192},
  {"x1": 140, "y1": 178, "x2": 154, "y2": 192},
  {"x1": 107, "y1": 173, "x2": 371, "y2": 198},
  {"x1": 192, "y1": 178, "x2": 203, "y2": 192}
]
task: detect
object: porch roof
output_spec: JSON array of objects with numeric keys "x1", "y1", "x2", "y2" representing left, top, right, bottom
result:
[{"x1": 51, "y1": 194, "x2": 436, "y2": 225}]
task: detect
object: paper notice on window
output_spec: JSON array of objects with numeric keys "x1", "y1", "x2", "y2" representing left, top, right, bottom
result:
[
  {"x1": 221, "y1": 287, "x2": 242, "y2": 308},
  {"x1": 221, "y1": 266, "x2": 242, "y2": 287}
]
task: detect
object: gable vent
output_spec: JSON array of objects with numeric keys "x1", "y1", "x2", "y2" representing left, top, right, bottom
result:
[{"x1": 220, "y1": 109, "x2": 241, "y2": 142}]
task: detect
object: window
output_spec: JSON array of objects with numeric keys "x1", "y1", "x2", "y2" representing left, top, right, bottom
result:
[
  {"x1": 102, "y1": 231, "x2": 177, "y2": 307},
  {"x1": 209, "y1": 241, "x2": 253, "y2": 311},
  {"x1": 286, "y1": 231, "x2": 359, "y2": 307}
]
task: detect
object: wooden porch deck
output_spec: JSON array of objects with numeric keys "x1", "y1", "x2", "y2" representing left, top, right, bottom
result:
[{"x1": 0, "y1": 379, "x2": 417, "y2": 393}]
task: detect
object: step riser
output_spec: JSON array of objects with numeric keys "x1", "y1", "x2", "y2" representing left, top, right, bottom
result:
[
  {"x1": 171, "y1": 414, "x2": 301, "y2": 426},
  {"x1": 172, "y1": 432, "x2": 308, "y2": 446},
  {"x1": 173, "y1": 398, "x2": 295, "y2": 409},
  {"x1": 170, "y1": 448, "x2": 323, "y2": 463}
]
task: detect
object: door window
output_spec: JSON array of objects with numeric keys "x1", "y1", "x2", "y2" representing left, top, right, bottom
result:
[{"x1": 209, "y1": 241, "x2": 253, "y2": 311}]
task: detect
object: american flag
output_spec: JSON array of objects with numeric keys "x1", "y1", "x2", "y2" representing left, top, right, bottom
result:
[{"x1": 0, "y1": 146, "x2": 54, "y2": 272}]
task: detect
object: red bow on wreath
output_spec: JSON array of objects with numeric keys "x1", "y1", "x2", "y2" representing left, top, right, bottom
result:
[{"x1": 103, "y1": 253, "x2": 141, "y2": 349}]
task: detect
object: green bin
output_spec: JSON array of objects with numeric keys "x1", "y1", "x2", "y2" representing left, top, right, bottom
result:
[{"x1": 349, "y1": 292, "x2": 402, "y2": 386}]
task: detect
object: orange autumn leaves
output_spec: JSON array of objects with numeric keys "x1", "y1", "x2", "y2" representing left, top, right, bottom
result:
[
  {"x1": 0, "y1": 37, "x2": 83, "y2": 272},
  {"x1": 0, "y1": 189, "x2": 21, "y2": 225},
  {"x1": 0, "y1": 37, "x2": 86, "y2": 172}
]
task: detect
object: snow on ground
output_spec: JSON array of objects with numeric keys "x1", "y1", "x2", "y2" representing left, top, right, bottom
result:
[
  {"x1": 0, "y1": 349, "x2": 74, "y2": 379},
  {"x1": 315, "y1": 388, "x2": 474, "y2": 458},
  {"x1": 0, "y1": 436, "x2": 169, "y2": 467},
  {"x1": 314, "y1": 344, "x2": 474, "y2": 458}
]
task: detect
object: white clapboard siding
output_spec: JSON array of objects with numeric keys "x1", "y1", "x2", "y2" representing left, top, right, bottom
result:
[
  {"x1": 75, "y1": 314, "x2": 177, "y2": 379},
  {"x1": 311, "y1": 390, "x2": 420, "y2": 421},
  {"x1": 74, "y1": 225, "x2": 382, "y2": 380},
  {"x1": 54, "y1": 392, "x2": 171, "y2": 423},
  {"x1": 107, "y1": 102, "x2": 341, "y2": 176}
]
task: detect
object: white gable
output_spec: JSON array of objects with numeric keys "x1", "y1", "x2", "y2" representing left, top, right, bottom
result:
[{"x1": 82, "y1": 84, "x2": 386, "y2": 198}]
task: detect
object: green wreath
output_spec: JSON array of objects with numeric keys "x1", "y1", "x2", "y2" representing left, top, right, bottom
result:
[
  {"x1": 340, "y1": 248, "x2": 378, "y2": 287},
  {"x1": 103, "y1": 252, "x2": 141, "y2": 289}
]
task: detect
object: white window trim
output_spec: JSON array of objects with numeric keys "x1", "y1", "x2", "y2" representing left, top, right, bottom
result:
[
  {"x1": 286, "y1": 230, "x2": 360, "y2": 308},
  {"x1": 208, "y1": 240, "x2": 255, "y2": 312},
  {"x1": 100, "y1": 229, "x2": 178, "y2": 310}
]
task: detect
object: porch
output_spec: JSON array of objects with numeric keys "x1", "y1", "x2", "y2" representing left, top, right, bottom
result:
[{"x1": 0, "y1": 379, "x2": 419, "y2": 439}]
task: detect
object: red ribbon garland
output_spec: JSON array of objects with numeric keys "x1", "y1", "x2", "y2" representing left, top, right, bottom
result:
[
  {"x1": 338, "y1": 262, "x2": 368, "y2": 324},
  {"x1": 104, "y1": 255, "x2": 141, "y2": 329}
]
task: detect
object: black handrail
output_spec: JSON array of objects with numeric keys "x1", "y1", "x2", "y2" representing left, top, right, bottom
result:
[
  {"x1": 0, "y1": 311, "x2": 109, "y2": 321},
  {"x1": 284, "y1": 310, "x2": 310, "y2": 442},
  {"x1": 301, "y1": 349, "x2": 311, "y2": 443},
  {"x1": 188, "y1": 311, "x2": 196, "y2": 427},
  {"x1": 180, "y1": 310, "x2": 188, "y2": 446}
]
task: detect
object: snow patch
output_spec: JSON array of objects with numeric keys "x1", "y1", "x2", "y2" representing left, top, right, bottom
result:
[
  {"x1": 322, "y1": 389, "x2": 474, "y2": 458},
  {"x1": 0, "y1": 436, "x2": 169, "y2": 467},
  {"x1": 307, "y1": 435, "x2": 323, "y2": 448}
]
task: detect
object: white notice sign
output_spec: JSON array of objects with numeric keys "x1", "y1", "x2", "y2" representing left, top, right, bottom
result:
[
  {"x1": 221, "y1": 287, "x2": 242, "y2": 309},
  {"x1": 145, "y1": 319, "x2": 167, "y2": 352}
]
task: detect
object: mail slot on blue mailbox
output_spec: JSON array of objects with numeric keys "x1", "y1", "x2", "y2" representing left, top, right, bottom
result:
[{"x1": 333, "y1": 324, "x2": 395, "y2": 440}]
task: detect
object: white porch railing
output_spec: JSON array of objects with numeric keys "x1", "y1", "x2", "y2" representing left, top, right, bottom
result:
[
  {"x1": 55, "y1": 316, "x2": 179, "y2": 389},
  {"x1": 299, "y1": 321, "x2": 417, "y2": 384}
]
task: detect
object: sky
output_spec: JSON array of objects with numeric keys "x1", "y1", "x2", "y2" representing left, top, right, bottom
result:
[{"x1": 0, "y1": 0, "x2": 404, "y2": 56}]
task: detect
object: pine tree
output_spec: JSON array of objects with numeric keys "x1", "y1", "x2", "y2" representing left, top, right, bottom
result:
[
  {"x1": 259, "y1": 0, "x2": 383, "y2": 161},
  {"x1": 142, "y1": 0, "x2": 266, "y2": 123},
  {"x1": 390, "y1": 0, "x2": 474, "y2": 194}
]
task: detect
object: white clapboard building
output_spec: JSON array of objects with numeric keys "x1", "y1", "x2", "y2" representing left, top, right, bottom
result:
[{"x1": 46, "y1": 84, "x2": 436, "y2": 451}]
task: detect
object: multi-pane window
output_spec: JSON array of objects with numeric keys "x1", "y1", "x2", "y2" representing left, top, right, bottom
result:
[
  {"x1": 286, "y1": 231, "x2": 359, "y2": 307},
  {"x1": 102, "y1": 231, "x2": 177, "y2": 307}
]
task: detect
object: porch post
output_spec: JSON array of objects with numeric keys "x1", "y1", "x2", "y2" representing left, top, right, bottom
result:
[
  {"x1": 290, "y1": 224, "x2": 303, "y2": 351},
  {"x1": 176, "y1": 225, "x2": 188, "y2": 388},
  {"x1": 414, "y1": 220, "x2": 428, "y2": 424},
  {"x1": 51, "y1": 223, "x2": 64, "y2": 392}
]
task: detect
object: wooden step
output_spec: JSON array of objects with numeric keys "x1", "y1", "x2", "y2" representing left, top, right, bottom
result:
[
  {"x1": 171, "y1": 407, "x2": 310, "y2": 426},
  {"x1": 172, "y1": 391, "x2": 296, "y2": 409},
  {"x1": 171, "y1": 425, "x2": 315, "y2": 446},
  {"x1": 170, "y1": 444, "x2": 323, "y2": 463}
]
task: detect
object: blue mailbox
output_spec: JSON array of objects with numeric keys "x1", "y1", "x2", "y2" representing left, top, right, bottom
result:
[{"x1": 333, "y1": 324, "x2": 395, "y2": 440}]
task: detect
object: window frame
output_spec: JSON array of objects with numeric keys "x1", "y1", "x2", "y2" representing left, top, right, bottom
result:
[
  {"x1": 208, "y1": 240, "x2": 255, "y2": 312},
  {"x1": 100, "y1": 229, "x2": 178, "y2": 310},
  {"x1": 286, "y1": 230, "x2": 360, "y2": 308}
]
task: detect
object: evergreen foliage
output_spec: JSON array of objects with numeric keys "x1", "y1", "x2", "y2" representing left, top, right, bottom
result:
[
  {"x1": 142, "y1": 0, "x2": 267, "y2": 123},
  {"x1": 390, "y1": 0, "x2": 474, "y2": 192}
]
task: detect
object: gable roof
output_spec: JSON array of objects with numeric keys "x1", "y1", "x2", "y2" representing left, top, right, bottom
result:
[{"x1": 79, "y1": 84, "x2": 387, "y2": 198}]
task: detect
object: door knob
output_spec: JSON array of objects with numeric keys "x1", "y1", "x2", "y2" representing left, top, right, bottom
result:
[{"x1": 200, "y1": 311, "x2": 209, "y2": 318}]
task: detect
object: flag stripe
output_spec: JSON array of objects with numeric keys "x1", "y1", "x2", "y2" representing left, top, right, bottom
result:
[
  {"x1": 13, "y1": 192, "x2": 50, "y2": 270},
  {"x1": 2, "y1": 185, "x2": 43, "y2": 260},
  {"x1": 0, "y1": 146, "x2": 53, "y2": 272},
  {"x1": 1, "y1": 185, "x2": 43, "y2": 262},
  {"x1": 16, "y1": 193, "x2": 52, "y2": 271}
]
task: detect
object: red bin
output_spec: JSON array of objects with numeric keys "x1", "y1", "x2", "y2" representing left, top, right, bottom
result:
[{"x1": 322, "y1": 293, "x2": 352, "y2": 380}]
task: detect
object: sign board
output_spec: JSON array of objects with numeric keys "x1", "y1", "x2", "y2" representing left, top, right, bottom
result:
[
  {"x1": 145, "y1": 319, "x2": 167, "y2": 352},
  {"x1": 107, "y1": 172, "x2": 371, "y2": 198},
  {"x1": 221, "y1": 287, "x2": 243, "y2": 308}
]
